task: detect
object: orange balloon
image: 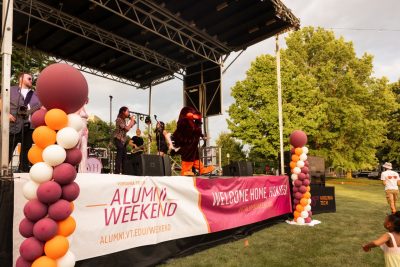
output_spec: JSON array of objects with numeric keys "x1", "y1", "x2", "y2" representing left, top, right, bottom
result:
[
  {"x1": 295, "y1": 147, "x2": 303, "y2": 156},
  {"x1": 304, "y1": 192, "x2": 311, "y2": 199},
  {"x1": 295, "y1": 204, "x2": 304, "y2": 212},
  {"x1": 44, "y1": 235, "x2": 69, "y2": 259},
  {"x1": 32, "y1": 256, "x2": 57, "y2": 267},
  {"x1": 300, "y1": 198, "x2": 308, "y2": 206},
  {"x1": 291, "y1": 154, "x2": 300, "y2": 162},
  {"x1": 58, "y1": 216, "x2": 76, "y2": 237},
  {"x1": 45, "y1": 109, "x2": 68, "y2": 130},
  {"x1": 293, "y1": 211, "x2": 300, "y2": 218},
  {"x1": 306, "y1": 186, "x2": 311, "y2": 192},
  {"x1": 289, "y1": 161, "x2": 296, "y2": 169},
  {"x1": 32, "y1": 126, "x2": 57, "y2": 149},
  {"x1": 28, "y1": 145, "x2": 43, "y2": 164}
]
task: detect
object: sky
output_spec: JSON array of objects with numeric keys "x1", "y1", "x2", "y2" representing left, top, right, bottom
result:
[{"x1": 83, "y1": 0, "x2": 400, "y2": 145}]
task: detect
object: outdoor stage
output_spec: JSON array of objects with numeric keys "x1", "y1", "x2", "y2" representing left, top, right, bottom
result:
[{"x1": 1, "y1": 174, "x2": 292, "y2": 267}]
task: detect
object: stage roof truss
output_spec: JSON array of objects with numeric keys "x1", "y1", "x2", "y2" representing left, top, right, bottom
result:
[{"x1": 89, "y1": 0, "x2": 229, "y2": 65}]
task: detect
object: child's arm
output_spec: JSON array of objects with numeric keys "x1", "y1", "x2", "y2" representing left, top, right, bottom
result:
[{"x1": 362, "y1": 233, "x2": 390, "y2": 252}]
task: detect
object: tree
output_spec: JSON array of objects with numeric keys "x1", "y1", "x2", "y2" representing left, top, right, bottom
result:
[
  {"x1": 228, "y1": 27, "x2": 397, "y2": 175},
  {"x1": 87, "y1": 118, "x2": 115, "y2": 149},
  {"x1": 215, "y1": 132, "x2": 246, "y2": 166}
]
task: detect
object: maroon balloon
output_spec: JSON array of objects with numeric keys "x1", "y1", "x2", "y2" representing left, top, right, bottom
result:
[
  {"x1": 303, "y1": 179, "x2": 311, "y2": 186},
  {"x1": 16, "y1": 256, "x2": 32, "y2": 267},
  {"x1": 294, "y1": 192, "x2": 303, "y2": 200},
  {"x1": 33, "y1": 218, "x2": 58, "y2": 242},
  {"x1": 292, "y1": 186, "x2": 298, "y2": 193},
  {"x1": 31, "y1": 109, "x2": 47, "y2": 128},
  {"x1": 62, "y1": 182, "x2": 80, "y2": 201},
  {"x1": 290, "y1": 147, "x2": 295, "y2": 154},
  {"x1": 299, "y1": 185, "x2": 307, "y2": 193},
  {"x1": 53, "y1": 163, "x2": 77, "y2": 185},
  {"x1": 298, "y1": 173, "x2": 306, "y2": 180},
  {"x1": 308, "y1": 210, "x2": 313, "y2": 217},
  {"x1": 306, "y1": 173, "x2": 310, "y2": 179},
  {"x1": 65, "y1": 148, "x2": 82, "y2": 166},
  {"x1": 19, "y1": 237, "x2": 43, "y2": 261},
  {"x1": 294, "y1": 179, "x2": 302, "y2": 187},
  {"x1": 36, "y1": 63, "x2": 88, "y2": 113},
  {"x1": 19, "y1": 218, "x2": 34, "y2": 238},
  {"x1": 304, "y1": 160, "x2": 309, "y2": 167},
  {"x1": 48, "y1": 199, "x2": 72, "y2": 221},
  {"x1": 23, "y1": 200, "x2": 48, "y2": 222},
  {"x1": 293, "y1": 199, "x2": 299, "y2": 205},
  {"x1": 301, "y1": 166, "x2": 309, "y2": 174},
  {"x1": 289, "y1": 130, "x2": 308, "y2": 148},
  {"x1": 305, "y1": 217, "x2": 312, "y2": 223},
  {"x1": 37, "y1": 181, "x2": 62, "y2": 204}
]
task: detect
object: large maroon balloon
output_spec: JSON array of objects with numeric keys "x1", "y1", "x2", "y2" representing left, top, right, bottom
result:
[
  {"x1": 16, "y1": 256, "x2": 32, "y2": 267},
  {"x1": 36, "y1": 63, "x2": 88, "y2": 113},
  {"x1": 23, "y1": 200, "x2": 48, "y2": 222},
  {"x1": 19, "y1": 237, "x2": 43, "y2": 261},
  {"x1": 62, "y1": 182, "x2": 80, "y2": 201},
  {"x1": 33, "y1": 218, "x2": 58, "y2": 241},
  {"x1": 31, "y1": 109, "x2": 47, "y2": 128},
  {"x1": 48, "y1": 199, "x2": 72, "y2": 221},
  {"x1": 53, "y1": 163, "x2": 77, "y2": 185},
  {"x1": 37, "y1": 181, "x2": 62, "y2": 204},
  {"x1": 19, "y1": 218, "x2": 34, "y2": 238},
  {"x1": 289, "y1": 130, "x2": 308, "y2": 148},
  {"x1": 65, "y1": 148, "x2": 82, "y2": 166}
]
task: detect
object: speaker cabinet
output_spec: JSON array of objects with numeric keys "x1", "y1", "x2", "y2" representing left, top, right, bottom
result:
[
  {"x1": 124, "y1": 154, "x2": 170, "y2": 176},
  {"x1": 222, "y1": 161, "x2": 253, "y2": 176}
]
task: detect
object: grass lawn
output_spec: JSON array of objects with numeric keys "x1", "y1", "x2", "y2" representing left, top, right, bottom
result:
[{"x1": 161, "y1": 178, "x2": 390, "y2": 267}]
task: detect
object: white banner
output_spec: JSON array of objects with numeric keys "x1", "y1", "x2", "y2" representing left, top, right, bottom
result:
[{"x1": 13, "y1": 174, "x2": 209, "y2": 262}]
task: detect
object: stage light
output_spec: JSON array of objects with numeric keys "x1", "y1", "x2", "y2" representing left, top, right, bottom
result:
[{"x1": 140, "y1": 115, "x2": 144, "y2": 121}]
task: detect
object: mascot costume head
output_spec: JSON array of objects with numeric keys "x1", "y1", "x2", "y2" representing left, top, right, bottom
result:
[{"x1": 173, "y1": 107, "x2": 214, "y2": 176}]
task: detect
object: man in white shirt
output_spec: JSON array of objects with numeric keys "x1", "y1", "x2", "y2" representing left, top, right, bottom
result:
[{"x1": 381, "y1": 162, "x2": 400, "y2": 214}]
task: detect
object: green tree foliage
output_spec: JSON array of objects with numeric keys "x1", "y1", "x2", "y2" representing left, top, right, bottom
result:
[
  {"x1": 87, "y1": 119, "x2": 115, "y2": 149},
  {"x1": 228, "y1": 27, "x2": 398, "y2": 172},
  {"x1": 215, "y1": 132, "x2": 246, "y2": 166}
]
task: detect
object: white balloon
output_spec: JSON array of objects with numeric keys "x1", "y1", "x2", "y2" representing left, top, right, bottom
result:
[
  {"x1": 308, "y1": 199, "x2": 312, "y2": 205},
  {"x1": 297, "y1": 217, "x2": 305, "y2": 224},
  {"x1": 291, "y1": 174, "x2": 298, "y2": 181},
  {"x1": 57, "y1": 250, "x2": 76, "y2": 267},
  {"x1": 305, "y1": 205, "x2": 311, "y2": 211},
  {"x1": 301, "y1": 210, "x2": 309, "y2": 218},
  {"x1": 29, "y1": 162, "x2": 53, "y2": 183},
  {"x1": 42, "y1": 144, "x2": 66, "y2": 166},
  {"x1": 22, "y1": 180, "x2": 40, "y2": 200},
  {"x1": 301, "y1": 146, "x2": 309, "y2": 154},
  {"x1": 293, "y1": 167, "x2": 301, "y2": 174},
  {"x1": 57, "y1": 127, "x2": 80, "y2": 149},
  {"x1": 299, "y1": 153, "x2": 308, "y2": 161},
  {"x1": 296, "y1": 160, "x2": 305, "y2": 168},
  {"x1": 67, "y1": 114, "x2": 84, "y2": 132}
]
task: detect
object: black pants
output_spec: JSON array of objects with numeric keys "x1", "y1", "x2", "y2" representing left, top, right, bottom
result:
[
  {"x1": 114, "y1": 138, "x2": 126, "y2": 174},
  {"x1": 9, "y1": 125, "x2": 33, "y2": 172}
]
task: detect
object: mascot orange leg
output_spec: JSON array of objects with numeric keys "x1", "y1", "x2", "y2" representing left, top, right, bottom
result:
[
  {"x1": 181, "y1": 161, "x2": 195, "y2": 176},
  {"x1": 193, "y1": 160, "x2": 214, "y2": 175}
]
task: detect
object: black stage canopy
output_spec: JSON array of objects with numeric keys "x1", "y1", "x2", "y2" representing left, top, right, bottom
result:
[{"x1": 5, "y1": 0, "x2": 299, "y2": 88}]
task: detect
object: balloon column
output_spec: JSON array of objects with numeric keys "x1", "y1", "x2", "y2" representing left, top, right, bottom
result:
[
  {"x1": 17, "y1": 63, "x2": 88, "y2": 267},
  {"x1": 289, "y1": 130, "x2": 312, "y2": 225}
]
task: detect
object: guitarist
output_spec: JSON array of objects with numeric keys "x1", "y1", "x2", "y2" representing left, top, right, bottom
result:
[
  {"x1": 129, "y1": 128, "x2": 145, "y2": 155},
  {"x1": 9, "y1": 73, "x2": 41, "y2": 172}
]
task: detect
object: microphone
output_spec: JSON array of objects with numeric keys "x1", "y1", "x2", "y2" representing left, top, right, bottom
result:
[{"x1": 154, "y1": 115, "x2": 158, "y2": 122}]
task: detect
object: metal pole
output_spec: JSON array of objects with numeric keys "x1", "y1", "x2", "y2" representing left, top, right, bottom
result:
[
  {"x1": 109, "y1": 95, "x2": 113, "y2": 173},
  {"x1": 276, "y1": 35, "x2": 285, "y2": 175},
  {"x1": 147, "y1": 84, "x2": 152, "y2": 154},
  {"x1": 0, "y1": 0, "x2": 14, "y2": 176}
]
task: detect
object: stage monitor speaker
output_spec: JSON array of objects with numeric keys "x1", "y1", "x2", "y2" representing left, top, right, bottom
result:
[
  {"x1": 184, "y1": 61, "x2": 221, "y2": 117},
  {"x1": 124, "y1": 154, "x2": 172, "y2": 176},
  {"x1": 163, "y1": 156, "x2": 172, "y2": 176},
  {"x1": 222, "y1": 161, "x2": 253, "y2": 176}
]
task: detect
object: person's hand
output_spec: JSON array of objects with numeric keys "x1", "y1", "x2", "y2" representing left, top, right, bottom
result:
[
  {"x1": 362, "y1": 244, "x2": 371, "y2": 252},
  {"x1": 9, "y1": 114, "x2": 15, "y2": 122}
]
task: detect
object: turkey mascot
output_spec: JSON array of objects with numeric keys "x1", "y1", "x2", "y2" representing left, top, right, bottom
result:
[{"x1": 173, "y1": 106, "x2": 215, "y2": 176}]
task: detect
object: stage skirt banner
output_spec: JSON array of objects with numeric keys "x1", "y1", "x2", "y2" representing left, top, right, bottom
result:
[{"x1": 13, "y1": 174, "x2": 290, "y2": 262}]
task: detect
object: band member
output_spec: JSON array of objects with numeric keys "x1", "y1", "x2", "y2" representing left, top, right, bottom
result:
[
  {"x1": 129, "y1": 128, "x2": 145, "y2": 155},
  {"x1": 113, "y1": 106, "x2": 135, "y2": 174},
  {"x1": 155, "y1": 121, "x2": 175, "y2": 156},
  {"x1": 9, "y1": 73, "x2": 41, "y2": 172}
]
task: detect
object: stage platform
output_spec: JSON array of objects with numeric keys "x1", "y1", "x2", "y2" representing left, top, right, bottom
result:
[{"x1": 1, "y1": 174, "x2": 292, "y2": 267}]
